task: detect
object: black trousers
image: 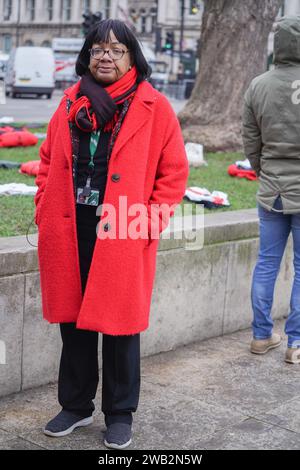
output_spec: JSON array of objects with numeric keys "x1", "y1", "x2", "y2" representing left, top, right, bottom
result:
[{"x1": 58, "y1": 205, "x2": 141, "y2": 426}]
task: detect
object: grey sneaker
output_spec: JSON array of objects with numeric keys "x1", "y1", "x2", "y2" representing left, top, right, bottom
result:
[
  {"x1": 250, "y1": 333, "x2": 282, "y2": 355},
  {"x1": 104, "y1": 423, "x2": 132, "y2": 450},
  {"x1": 44, "y1": 410, "x2": 93, "y2": 437}
]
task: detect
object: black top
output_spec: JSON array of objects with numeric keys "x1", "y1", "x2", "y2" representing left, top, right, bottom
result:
[
  {"x1": 75, "y1": 102, "x2": 124, "y2": 225},
  {"x1": 75, "y1": 128, "x2": 112, "y2": 225},
  {"x1": 77, "y1": 128, "x2": 111, "y2": 200}
]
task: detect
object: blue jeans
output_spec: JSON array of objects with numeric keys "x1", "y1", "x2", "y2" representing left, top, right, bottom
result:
[{"x1": 251, "y1": 196, "x2": 300, "y2": 348}]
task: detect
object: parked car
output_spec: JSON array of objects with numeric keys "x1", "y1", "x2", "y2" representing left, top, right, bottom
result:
[{"x1": 148, "y1": 60, "x2": 169, "y2": 92}]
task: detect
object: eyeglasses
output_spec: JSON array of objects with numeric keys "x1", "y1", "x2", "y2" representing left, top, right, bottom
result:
[{"x1": 89, "y1": 47, "x2": 130, "y2": 61}]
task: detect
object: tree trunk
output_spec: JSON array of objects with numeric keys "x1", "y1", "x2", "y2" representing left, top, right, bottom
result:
[{"x1": 178, "y1": 0, "x2": 283, "y2": 152}]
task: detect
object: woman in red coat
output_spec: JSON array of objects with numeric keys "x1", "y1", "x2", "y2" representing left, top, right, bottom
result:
[{"x1": 35, "y1": 19, "x2": 189, "y2": 449}]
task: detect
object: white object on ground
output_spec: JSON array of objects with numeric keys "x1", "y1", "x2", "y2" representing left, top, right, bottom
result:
[
  {"x1": 0, "y1": 116, "x2": 14, "y2": 123},
  {"x1": 33, "y1": 132, "x2": 47, "y2": 139},
  {"x1": 210, "y1": 191, "x2": 230, "y2": 206},
  {"x1": 185, "y1": 142, "x2": 207, "y2": 167},
  {"x1": 235, "y1": 158, "x2": 252, "y2": 170},
  {"x1": 185, "y1": 186, "x2": 230, "y2": 206},
  {"x1": 185, "y1": 187, "x2": 211, "y2": 200},
  {"x1": 0, "y1": 183, "x2": 37, "y2": 195}
]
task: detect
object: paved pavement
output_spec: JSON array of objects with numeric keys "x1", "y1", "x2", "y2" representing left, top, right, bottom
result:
[
  {"x1": 0, "y1": 89, "x2": 187, "y2": 123},
  {"x1": 0, "y1": 90, "x2": 64, "y2": 124},
  {"x1": 0, "y1": 319, "x2": 299, "y2": 450}
]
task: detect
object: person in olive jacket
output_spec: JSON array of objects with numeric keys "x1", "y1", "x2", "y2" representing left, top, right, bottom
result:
[{"x1": 242, "y1": 16, "x2": 300, "y2": 364}]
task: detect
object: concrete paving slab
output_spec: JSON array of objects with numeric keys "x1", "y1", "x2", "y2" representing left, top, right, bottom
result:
[{"x1": 0, "y1": 320, "x2": 299, "y2": 450}]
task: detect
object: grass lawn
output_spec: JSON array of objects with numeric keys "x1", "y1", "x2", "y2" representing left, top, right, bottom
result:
[{"x1": 0, "y1": 124, "x2": 258, "y2": 238}]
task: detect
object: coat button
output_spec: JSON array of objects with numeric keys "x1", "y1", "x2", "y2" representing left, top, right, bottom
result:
[
  {"x1": 111, "y1": 173, "x2": 120, "y2": 182},
  {"x1": 103, "y1": 222, "x2": 111, "y2": 232}
]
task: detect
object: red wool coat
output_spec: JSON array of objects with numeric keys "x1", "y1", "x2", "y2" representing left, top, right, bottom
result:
[{"x1": 34, "y1": 80, "x2": 189, "y2": 335}]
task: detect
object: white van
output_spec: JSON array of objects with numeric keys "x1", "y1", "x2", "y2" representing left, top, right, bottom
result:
[{"x1": 5, "y1": 46, "x2": 55, "y2": 98}]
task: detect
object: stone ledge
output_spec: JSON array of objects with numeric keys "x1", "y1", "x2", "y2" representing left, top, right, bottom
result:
[{"x1": 0, "y1": 209, "x2": 259, "y2": 276}]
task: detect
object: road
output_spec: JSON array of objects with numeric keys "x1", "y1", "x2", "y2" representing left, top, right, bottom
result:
[{"x1": 0, "y1": 89, "x2": 187, "y2": 124}]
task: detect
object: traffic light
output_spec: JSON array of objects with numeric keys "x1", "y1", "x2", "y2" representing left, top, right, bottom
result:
[
  {"x1": 191, "y1": 1, "x2": 199, "y2": 14},
  {"x1": 155, "y1": 27, "x2": 162, "y2": 54},
  {"x1": 92, "y1": 11, "x2": 102, "y2": 25},
  {"x1": 82, "y1": 11, "x2": 93, "y2": 37},
  {"x1": 82, "y1": 11, "x2": 103, "y2": 38},
  {"x1": 164, "y1": 32, "x2": 175, "y2": 52}
]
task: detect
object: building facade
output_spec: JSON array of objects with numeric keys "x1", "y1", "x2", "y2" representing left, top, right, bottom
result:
[
  {"x1": 0, "y1": 0, "x2": 202, "y2": 54},
  {"x1": 0, "y1": 0, "x2": 113, "y2": 52},
  {"x1": 284, "y1": 0, "x2": 300, "y2": 15},
  {"x1": 1, "y1": 0, "x2": 298, "y2": 66}
]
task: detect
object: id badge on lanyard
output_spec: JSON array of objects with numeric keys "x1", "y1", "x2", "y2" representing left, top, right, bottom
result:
[{"x1": 76, "y1": 129, "x2": 101, "y2": 206}]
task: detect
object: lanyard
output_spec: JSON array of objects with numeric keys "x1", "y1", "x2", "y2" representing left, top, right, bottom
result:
[
  {"x1": 81, "y1": 129, "x2": 101, "y2": 197},
  {"x1": 89, "y1": 129, "x2": 101, "y2": 163}
]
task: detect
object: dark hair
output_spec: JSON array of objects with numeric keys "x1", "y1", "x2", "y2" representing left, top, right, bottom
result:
[{"x1": 75, "y1": 19, "x2": 152, "y2": 84}]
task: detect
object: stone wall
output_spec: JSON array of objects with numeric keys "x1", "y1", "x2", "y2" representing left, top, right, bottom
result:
[{"x1": 0, "y1": 209, "x2": 293, "y2": 397}]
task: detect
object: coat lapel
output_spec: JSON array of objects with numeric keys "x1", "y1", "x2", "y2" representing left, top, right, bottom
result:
[
  {"x1": 111, "y1": 88, "x2": 155, "y2": 160},
  {"x1": 60, "y1": 112, "x2": 73, "y2": 165},
  {"x1": 60, "y1": 81, "x2": 80, "y2": 164}
]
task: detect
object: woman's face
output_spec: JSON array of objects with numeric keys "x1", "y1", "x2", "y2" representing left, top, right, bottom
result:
[{"x1": 89, "y1": 30, "x2": 133, "y2": 85}]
